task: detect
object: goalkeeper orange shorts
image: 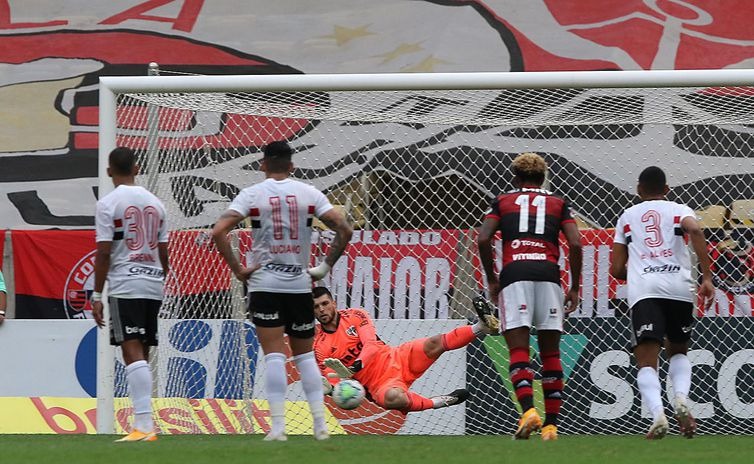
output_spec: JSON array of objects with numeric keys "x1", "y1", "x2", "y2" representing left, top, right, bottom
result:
[{"x1": 365, "y1": 337, "x2": 437, "y2": 407}]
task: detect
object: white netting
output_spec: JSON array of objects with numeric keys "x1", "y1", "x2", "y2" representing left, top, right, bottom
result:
[{"x1": 107, "y1": 75, "x2": 754, "y2": 435}]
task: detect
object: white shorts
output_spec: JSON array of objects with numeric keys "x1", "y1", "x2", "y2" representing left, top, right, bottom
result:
[{"x1": 498, "y1": 281, "x2": 564, "y2": 332}]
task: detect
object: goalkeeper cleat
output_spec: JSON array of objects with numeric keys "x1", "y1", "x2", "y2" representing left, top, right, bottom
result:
[
  {"x1": 472, "y1": 296, "x2": 500, "y2": 333},
  {"x1": 541, "y1": 424, "x2": 558, "y2": 441},
  {"x1": 514, "y1": 408, "x2": 542, "y2": 440},
  {"x1": 674, "y1": 398, "x2": 697, "y2": 439},
  {"x1": 431, "y1": 389, "x2": 470, "y2": 409},
  {"x1": 263, "y1": 432, "x2": 288, "y2": 442},
  {"x1": 115, "y1": 429, "x2": 157, "y2": 442},
  {"x1": 646, "y1": 415, "x2": 669, "y2": 440}
]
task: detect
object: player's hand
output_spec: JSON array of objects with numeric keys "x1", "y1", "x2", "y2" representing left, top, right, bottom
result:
[
  {"x1": 91, "y1": 300, "x2": 105, "y2": 328},
  {"x1": 233, "y1": 263, "x2": 261, "y2": 282},
  {"x1": 321, "y1": 376, "x2": 333, "y2": 395},
  {"x1": 308, "y1": 262, "x2": 331, "y2": 281},
  {"x1": 699, "y1": 278, "x2": 715, "y2": 310},
  {"x1": 563, "y1": 287, "x2": 581, "y2": 314}
]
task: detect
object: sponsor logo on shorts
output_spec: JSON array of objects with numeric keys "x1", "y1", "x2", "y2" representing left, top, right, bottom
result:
[
  {"x1": 253, "y1": 312, "x2": 280, "y2": 321},
  {"x1": 124, "y1": 326, "x2": 146, "y2": 335},
  {"x1": 512, "y1": 252, "x2": 547, "y2": 261},
  {"x1": 636, "y1": 323, "x2": 653, "y2": 337},
  {"x1": 346, "y1": 326, "x2": 357, "y2": 337},
  {"x1": 291, "y1": 322, "x2": 315, "y2": 332},
  {"x1": 263, "y1": 263, "x2": 304, "y2": 274},
  {"x1": 511, "y1": 239, "x2": 546, "y2": 249},
  {"x1": 681, "y1": 325, "x2": 692, "y2": 334},
  {"x1": 642, "y1": 264, "x2": 681, "y2": 274}
]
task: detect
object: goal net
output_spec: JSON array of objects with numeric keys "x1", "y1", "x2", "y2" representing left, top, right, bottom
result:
[{"x1": 98, "y1": 70, "x2": 754, "y2": 436}]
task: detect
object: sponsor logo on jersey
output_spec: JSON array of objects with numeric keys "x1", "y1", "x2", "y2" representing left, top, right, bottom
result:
[
  {"x1": 512, "y1": 252, "x2": 547, "y2": 261},
  {"x1": 253, "y1": 312, "x2": 280, "y2": 321},
  {"x1": 63, "y1": 250, "x2": 96, "y2": 320},
  {"x1": 291, "y1": 322, "x2": 315, "y2": 332},
  {"x1": 127, "y1": 266, "x2": 165, "y2": 278},
  {"x1": 642, "y1": 264, "x2": 681, "y2": 274},
  {"x1": 518, "y1": 304, "x2": 527, "y2": 312},
  {"x1": 549, "y1": 307, "x2": 558, "y2": 315},
  {"x1": 511, "y1": 239, "x2": 546, "y2": 249},
  {"x1": 263, "y1": 263, "x2": 304, "y2": 274}
]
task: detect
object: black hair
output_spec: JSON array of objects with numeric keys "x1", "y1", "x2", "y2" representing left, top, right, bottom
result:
[
  {"x1": 638, "y1": 166, "x2": 667, "y2": 195},
  {"x1": 109, "y1": 147, "x2": 137, "y2": 176},
  {"x1": 263, "y1": 140, "x2": 293, "y2": 173},
  {"x1": 312, "y1": 286, "x2": 333, "y2": 300}
]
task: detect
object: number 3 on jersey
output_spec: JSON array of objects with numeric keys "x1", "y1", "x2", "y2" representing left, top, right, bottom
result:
[
  {"x1": 269, "y1": 195, "x2": 299, "y2": 240},
  {"x1": 641, "y1": 209, "x2": 664, "y2": 247},
  {"x1": 515, "y1": 194, "x2": 546, "y2": 234}
]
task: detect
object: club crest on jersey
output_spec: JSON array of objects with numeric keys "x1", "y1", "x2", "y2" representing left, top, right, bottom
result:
[
  {"x1": 346, "y1": 326, "x2": 358, "y2": 337},
  {"x1": 63, "y1": 250, "x2": 96, "y2": 320}
]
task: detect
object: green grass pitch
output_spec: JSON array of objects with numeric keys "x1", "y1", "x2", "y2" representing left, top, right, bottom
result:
[{"x1": 1, "y1": 435, "x2": 750, "y2": 464}]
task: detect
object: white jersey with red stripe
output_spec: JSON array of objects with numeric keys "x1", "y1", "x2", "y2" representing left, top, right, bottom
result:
[
  {"x1": 614, "y1": 199, "x2": 697, "y2": 307},
  {"x1": 229, "y1": 178, "x2": 333, "y2": 293},
  {"x1": 95, "y1": 185, "x2": 168, "y2": 300}
]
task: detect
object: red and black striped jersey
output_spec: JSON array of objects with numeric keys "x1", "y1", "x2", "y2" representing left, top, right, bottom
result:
[{"x1": 485, "y1": 188, "x2": 575, "y2": 287}]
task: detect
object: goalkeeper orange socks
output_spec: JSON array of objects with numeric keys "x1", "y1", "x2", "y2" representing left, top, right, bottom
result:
[
  {"x1": 541, "y1": 351, "x2": 563, "y2": 427},
  {"x1": 441, "y1": 326, "x2": 476, "y2": 351},
  {"x1": 404, "y1": 392, "x2": 434, "y2": 412},
  {"x1": 509, "y1": 347, "x2": 534, "y2": 412}
]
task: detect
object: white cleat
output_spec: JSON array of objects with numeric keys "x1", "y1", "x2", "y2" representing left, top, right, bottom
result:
[
  {"x1": 674, "y1": 398, "x2": 697, "y2": 439},
  {"x1": 646, "y1": 414, "x2": 669, "y2": 440},
  {"x1": 314, "y1": 429, "x2": 331, "y2": 441},
  {"x1": 263, "y1": 432, "x2": 288, "y2": 442}
]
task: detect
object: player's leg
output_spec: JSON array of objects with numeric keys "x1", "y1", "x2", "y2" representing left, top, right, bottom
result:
[
  {"x1": 664, "y1": 299, "x2": 696, "y2": 438},
  {"x1": 532, "y1": 281, "x2": 566, "y2": 441},
  {"x1": 631, "y1": 299, "x2": 668, "y2": 439},
  {"x1": 500, "y1": 281, "x2": 541, "y2": 439},
  {"x1": 112, "y1": 298, "x2": 158, "y2": 442},
  {"x1": 421, "y1": 298, "x2": 499, "y2": 360},
  {"x1": 286, "y1": 293, "x2": 329, "y2": 440},
  {"x1": 249, "y1": 292, "x2": 289, "y2": 441}
]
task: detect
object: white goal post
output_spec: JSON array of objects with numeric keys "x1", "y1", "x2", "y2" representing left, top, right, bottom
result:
[{"x1": 98, "y1": 69, "x2": 754, "y2": 435}]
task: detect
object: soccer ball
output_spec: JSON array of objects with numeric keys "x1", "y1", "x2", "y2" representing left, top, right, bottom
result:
[{"x1": 331, "y1": 379, "x2": 365, "y2": 410}]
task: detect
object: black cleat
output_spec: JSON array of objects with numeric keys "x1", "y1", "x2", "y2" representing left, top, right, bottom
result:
[
  {"x1": 472, "y1": 296, "x2": 500, "y2": 332},
  {"x1": 432, "y1": 389, "x2": 470, "y2": 409}
]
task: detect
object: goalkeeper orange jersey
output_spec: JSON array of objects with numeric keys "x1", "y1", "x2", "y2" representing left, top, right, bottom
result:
[{"x1": 313, "y1": 308, "x2": 388, "y2": 380}]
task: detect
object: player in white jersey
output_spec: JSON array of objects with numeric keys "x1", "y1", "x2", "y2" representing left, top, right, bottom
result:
[
  {"x1": 212, "y1": 140, "x2": 352, "y2": 441},
  {"x1": 610, "y1": 166, "x2": 714, "y2": 440},
  {"x1": 92, "y1": 147, "x2": 169, "y2": 442}
]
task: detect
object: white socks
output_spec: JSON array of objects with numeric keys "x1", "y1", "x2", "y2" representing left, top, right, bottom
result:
[
  {"x1": 471, "y1": 321, "x2": 486, "y2": 335},
  {"x1": 668, "y1": 353, "x2": 692, "y2": 402},
  {"x1": 265, "y1": 353, "x2": 288, "y2": 436},
  {"x1": 293, "y1": 351, "x2": 328, "y2": 435},
  {"x1": 637, "y1": 366, "x2": 664, "y2": 421},
  {"x1": 125, "y1": 360, "x2": 153, "y2": 432}
]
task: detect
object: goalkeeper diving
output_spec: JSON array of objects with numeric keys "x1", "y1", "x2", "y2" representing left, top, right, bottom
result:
[{"x1": 312, "y1": 287, "x2": 499, "y2": 413}]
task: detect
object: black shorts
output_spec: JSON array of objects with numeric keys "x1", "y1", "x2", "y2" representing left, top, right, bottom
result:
[
  {"x1": 248, "y1": 291, "x2": 315, "y2": 338},
  {"x1": 109, "y1": 297, "x2": 160, "y2": 346},
  {"x1": 630, "y1": 298, "x2": 694, "y2": 348}
]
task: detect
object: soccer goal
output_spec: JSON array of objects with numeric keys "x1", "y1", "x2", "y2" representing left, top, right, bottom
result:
[{"x1": 98, "y1": 69, "x2": 754, "y2": 435}]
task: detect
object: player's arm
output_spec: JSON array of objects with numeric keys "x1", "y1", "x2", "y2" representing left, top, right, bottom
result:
[
  {"x1": 158, "y1": 206, "x2": 170, "y2": 277},
  {"x1": 353, "y1": 309, "x2": 378, "y2": 343},
  {"x1": 212, "y1": 210, "x2": 257, "y2": 282},
  {"x1": 682, "y1": 215, "x2": 715, "y2": 309},
  {"x1": 92, "y1": 241, "x2": 112, "y2": 328},
  {"x1": 309, "y1": 208, "x2": 353, "y2": 280},
  {"x1": 562, "y1": 221, "x2": 583, "y2": 313},
  {"x1": 92, "y1": 202, "x2": 113, "y2": 328},
  {"x1": 0, "y1": 272, "x2": 7, "y2": 324},
  {"x1": 478, "y1": 216, "x2": 501, "y2": 300},
  {"x1": 610, "y1": 243, "x2": 628, "y2": 281}
]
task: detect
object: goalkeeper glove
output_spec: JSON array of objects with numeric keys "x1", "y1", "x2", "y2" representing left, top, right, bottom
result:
[
  {"x1": 308, "y1": 262, "x2": 331, "y2": 281},
  {"x1": 321, "y1": 376, "x2": 333, "y2": 395}
]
